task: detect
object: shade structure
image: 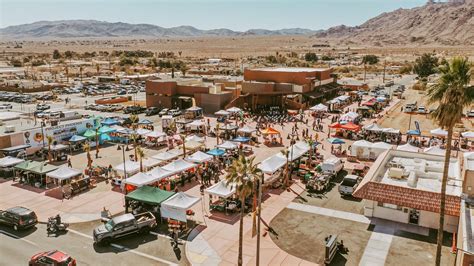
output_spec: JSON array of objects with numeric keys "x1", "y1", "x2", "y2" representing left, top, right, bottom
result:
[
  {"x1": 152, "y1": 150, "x2": 181, "y2": 161},
  {"x1": 100, "y1": 133, "x2": 112, "y2": 142},
  {"x1": 28, "y1": 163, "x2": 58, "y2": 175},
  {"x1": 258, "y1": 153, "x2": 287, "y2": 174},
  {"x1": 83, "y1": 129, "x2": 96, "y2": 138},
  {"x1": 376, "y1": 96, "x2": 387, "y2": 102},
  {"x1": 110, "y1": 125, "x2": 125, "y2": 131},
  {"x1": 46, "y1": 166, "x2": 81, "y2": 181},
  {"x1": 49, "y1": 144, "x2": 69, "y2": 152},
  {"x1": 237, "y1": 125, "x2": 256, "y2": 134},
  {"x1": 462, "y1": 131, "x2": 474, "y2": 139},
  {"x1": 114, "y1": 160, "x2": 141, "y2": 176},
  {"x1": 340, "y1": 112, "x2": 359, "y2": 122},
  {"x1": 69, "y1": 135, "x2": 87, "y2": 142},
  {"x1": 327, "y1": 138, "x2": 345, "y2": 144},
  {"x1": 138, "y1": 119, "x2": 153, "y2": 125},
  {"x1": 188, "y1": 120, "x2": 205, "y2": 127},
  {"x1": 186, "y1": 135, "x2": 205, "y2": 143},
  {"x1": 101, "y1": 118, "x2": 119, "y2": 126},
  {"x1": 340, "y1": 122, "x2": 360, "y2": 132},
  {"x1": 309, "y1": 103, "x2": 328, "y2": 112},
  {"x1": 221, "y1": 124, "x2": 239, "y2": 131},
  {"x1": 430, "y1": 128, "x2": 448, "y2": 137},
  {"x1": 382, "y1": 128, "x2": 400, "y2": 134},
  {"x1": 98, "y1": 126, "x2": 116, "y2": 134},
  {"x1": 261, "y1": 127, "x2": 280, "y2": 135},
  {"x1": 146, "y1": 131, "x2": 166, "y2": 139},
  {"x1": 125, "y1": 186, "x2": 175, "y2": 206},
  {"x1": 329, "y1": 122, "x2": 342, "y2": 129},
  {"x1": 363, "y1": 124, "x2": 384, "y2": 132},
  {"x1": 233, "y1": 136, "x2": 250, "y2": 143},
  {"x1": 186, "y1": 151, "x2": 213, "y2": 163},
  {"x1": 14, "y1": 160, "x2": 42, "y2": 171},
  {"x1": 397, "y1": 143, "x2": 420, "y2": 152},
  {"x1": 136, "y1": 128, "x2": 152, "y2": 136},
  {"x1": 286, "y1": 141, "x2": 311, "y2": 161},
  {"x1": 351, "y1": 140, "x2": 374, "y2": 159},
  {"x1": 407, "y1": 129, "x2": 421, "y2": 135},
  {"x1": 142, "y1": 158, "x2": 162, "y2": 169},
  {"x1": 371, "y1": 142, "x2": 393, "y2": 153},
  {"x1": 187, "y1": 106, "x2": 202, "y2": 111},
  {"x1": 226, "y1": 107, "x2": 242, "y2": 113},
  {"x1": 161, "y1": 192, "x2": 201, "y2": 222},
  {"x1": 147, "y1": 167, "x2": 173, "y2": 181},
  {"x1": 205, "y1": 181, "x2": 236, "y2": 198},
  {"x1": 217, "y1": 141, "x2": 238, "y2": 150},
  {"x1": 162, "y1": 159, "x2": 196, "y2": 173},
  {"x1": 117, "y1": 127, "x2": 135, "y2": 135},
  {"x1": 215, "y1": 110, "x2": 230, "y2": 116},
  {"x1": 424, "y1": 146, "x2": 446, "y2": 156},
  {"x1": 207, "y1": 148, "x2": 226, "y2": 156},
  {"x1": 185, "y1": 140, "x2": 204, "y2": 150},
  {"x1": 0, "y1": 156, "x2": 24, "y2": 168}
]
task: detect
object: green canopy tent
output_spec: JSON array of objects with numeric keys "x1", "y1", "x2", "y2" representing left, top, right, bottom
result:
[
  {"x1": 83, "y1": 129, "x2": 96, "y2": 139},
  {"x1": 14, "y1": 160, "x2": 58, "y2": 188},
  {"x1": 124, "y1": 186, "x2": 176, "y2": 213}
]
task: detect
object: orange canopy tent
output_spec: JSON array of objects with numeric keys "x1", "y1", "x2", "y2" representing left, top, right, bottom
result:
[
  {"x1": 340, "y1": 122, "x2": 361, "y2": 131},
  {"x1": 261, "y1": 127, "x2": 280, "y2": 135},
  {"x1": 329, "y1": 122, "x2": 342, "y2": 129}
]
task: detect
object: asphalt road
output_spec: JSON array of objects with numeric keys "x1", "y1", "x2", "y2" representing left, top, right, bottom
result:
[{"x1": 0, "y1": 221, "x2": 188, "y2": 266}]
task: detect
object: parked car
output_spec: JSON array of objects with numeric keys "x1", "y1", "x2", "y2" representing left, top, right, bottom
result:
[
  {"x1": 168, "y1": 109, "x2": 182, "y2": 117},
  {"x1": 145, "y1": 107, "x2": 160, "y2": 116},
  {"x1": 85, "y1": 104, "x2": 98, "y2": 110},
  {"x1": 123, "y1": 105, "x2": 145, "y2": 114},
  {"x1": 93, "y1": 212, "x2": 157, "y2": 245},
  {"x1": 117, "y1": 90, "x2": 127, "y2": 95},
  {"x1": 158, "y1": 108, "x2": 169, "y2": 117},
  {"x1": 36, "y1": 103, "x2": 51, "y2": 111},
  {"x1": 321, "y1": 157, "x2": 344, "y2": 175},
  {"x1": 417, "y1": 106, "x2": 427, "y2": 114},
  {"x1": 338, "y1": 175, "x2": 361, "y2": 196},
  {"x1": 29, "y1": 250, "x2": 76, "y2": 266},
  {"x1": 0, "y1": 103, "x2": 13, "y2": 110},
  {"x1": 0, "y1": 206, "x2": 38, "y2": 231}
]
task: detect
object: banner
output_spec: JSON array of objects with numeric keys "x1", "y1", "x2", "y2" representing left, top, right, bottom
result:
[
  {"x1": 23, "y1": 118, "x2": 97, "y2": 148},
  {"x1": 415, "y1": 121, "x2": 421, "y2": 133}
]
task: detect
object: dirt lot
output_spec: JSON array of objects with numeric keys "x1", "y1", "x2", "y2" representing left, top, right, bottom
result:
[
  {"x1": 270, "y1": 209, "x2": 372, "y2": 265},
  {"x1": 293, "y1": 171, "x2": 365, "y2": 215}
]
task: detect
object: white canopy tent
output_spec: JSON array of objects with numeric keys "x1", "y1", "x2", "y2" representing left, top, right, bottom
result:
[
  {"x1": 160, "y1": 192, "x2": 201, "y2": 222},
  {"x1": 351, "y1": 140, "x2": 374, "y2": 159},
  {"x1": 382, "y1": 128, "x2": 400, "y2": 134},
  {"x1": 188, "y1": 120, "x2": 205, "y2": 127},
  {"x1": 142, "y1": 158, "x2": 162, "y2": 169},
  {"x1": 0, "y1": 156, "x2": 24, "y2": 168},
  {"x1": 237, "y1": 125, "x2": 257, "y2": 134},
  {"x1": 363, "y1": 124, "x2": 384, "y2": 132},
  {"x1": 371, "y1": 142, "x2": 394, "y2": 155},
  {"x1": 340, "y1": 112, "x2": 359, "y2": 122},
  {"x1": 185, "y1": 135, "x2": 205, "y2": 143},
  {"x1": 217, "y1": 141, "x2": 238, "y2": 150},
  {"x1": 277, "y1": 141, "x2": 310, "y2": 162},
  {"x1": 186, "y1": 151, "x2": 213, "y2": 163},
  {"x1": 462, "y1": 131, "x2": 474, "y2": 139},
  {"x1": 185, "y1": 140, "x2": 204, "y2": 151},
  {"x1": 309, "y1": 103, "x2": 328, "y2": 112},
  {"x1": 162, "y1": 159, "x2": 196, "y2": 173},
  {"x1": 215, "y1": 110, "x2": 230, "y2": 116},
  {"x1": 152, "y1": 150, "x2": 181, "y2": 161},
  {"x1": 123, "y1": 172, "x2": 158, "y2": 187},
  {"x1": 205, "y1": 181, "x2": 236, "y2": 198},
  {"x1": 46, "y1": 166, "x2": 82, "y2": 181},
  {"x1": 424, "y1": 146, "x2": 446, "y2": 156},
  {"x1": 258, "y1": 153, "x2": 287, "y2": 174},
  {"x1": 430, "y1": 128, "x2": 448, "y2": 137},
  {"x1": 397, "y1": 143, "x2": 420, "y2": 152},
  {"x1": 136, "y1": 128, "x2": 152, "y2": 136},
  {"x1": 147, "y1": 167, "x2": 173, "y2": 181},
  {"x1": 145, "y1": 131, "x2": 166, "y2": 139},
  {"x1": 114, "y1": 161, "x2": 141, "y2": 176},
  {"x1": 226, "y1": 107, "x2": 242, "y2": 113}
]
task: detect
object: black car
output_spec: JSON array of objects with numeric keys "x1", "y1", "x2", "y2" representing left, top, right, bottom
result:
[
  {"x1": 124, "y1": 105, "x2": 145, "y2": 114},
  {"x1": 0, "y1": 207, "x2": 38, "y2": 231},
  {"x1": 117, "y1": 90, "x2": 127, "y2": 95},
  {"x1": 145, "y1": 107, "x2": 160, "y2": 116}
]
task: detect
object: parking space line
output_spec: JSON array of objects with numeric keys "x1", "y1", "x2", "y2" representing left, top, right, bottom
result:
[
  {"x1": 0, "y1": 230, "x2": 38, "y2": 247},
  {"x1": 68, "y1": 229, "x2": 178, "y2": 266}
]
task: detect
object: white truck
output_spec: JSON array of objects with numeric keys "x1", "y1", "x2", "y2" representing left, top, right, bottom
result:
[
  {"x1": 338, "y1": 175, "x2": 361, "y2": 196},
  {"x1": 321, "y1": 157, "x2": 344, "y2": 175},
  {"x1": 60, "y1": 111, "x2": 82, "y2": 121}
]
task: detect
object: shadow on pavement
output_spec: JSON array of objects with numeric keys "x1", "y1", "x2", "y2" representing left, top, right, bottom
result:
[
  {"x1": 93, "y1": 232, "x2": 158, "y2": 254},
  {"x1": 0, "y1": 224, "x2": 38, "y2": 238}
]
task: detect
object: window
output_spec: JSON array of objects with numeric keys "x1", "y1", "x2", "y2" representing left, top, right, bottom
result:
[{"x1": 377, "y1": 202, "x2": 402, "y2": 210}]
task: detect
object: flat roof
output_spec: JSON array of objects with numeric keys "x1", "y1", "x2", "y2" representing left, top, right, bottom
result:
[{"x1": 248, "y1": 67, "x2": 330, "y2": 73}]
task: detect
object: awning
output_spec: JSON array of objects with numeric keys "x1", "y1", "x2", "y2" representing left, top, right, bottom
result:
[
  {"x1": 0, "y1": 156, "x2": 25, "y2": 168},
  {"x1": 215, "y1": 110, "x2": 230, "y2": 116},
  {"x1": 261, "y1": 127, "x2": 280, "y2": 135},
  {"x1": 136, "y1": 128, "x2": 152, "y2": 136},
  {"x1": 207, "y1": 148, "x2": 226, "y2": 156},
  {"x1": 161, "y1": 192, "x2": 201, "y2": 222},
  {"x1": 125, "y1": 186, "x2": 175, "y2": 205},
  {"x1": 162, "y1": 159, "x2": 196, "y2": 173},
  {"x1": 186, "y1": 151, "x2": 213, "y2": 163},
  {"x1": 123, "y1": 172, "x2": 158, "y2": 187},
  {"x1": 147, "y1": 167, "x2": 173, "y2": 181},
  {"x1": 46, "y1": 166, "x2": 81, "y2": 180},
  {"x1": 146, "y1": 131, "x2": 166, "y2": 139},
  {"x1": 237, "y1": 125, "x2": 256, "y2": 134},
  {"x1": 69, "y1": 135, "x2": 87, "y2": 142},
  {"x1": 258, "y1": 153, "x2": 287, "y2": 174},
  {"x1": 205, "y1": 181, "x2": 236, "y2": 198}
]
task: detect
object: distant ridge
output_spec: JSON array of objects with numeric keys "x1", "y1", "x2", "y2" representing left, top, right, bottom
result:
[
  {"x1": 313, "y1": 1, "x2": 474, "y2": 45},
  {"x1": 0, "y1": 20, "x2": 320, "y2": 39}
]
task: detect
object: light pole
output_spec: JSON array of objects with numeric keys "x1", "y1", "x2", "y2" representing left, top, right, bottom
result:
[
  {"x1": 117, "y1": 145, "x2": 129, "y2": 190},
  {"x1": 256, "y1": 172, "x2": 263, "y2": 266}
]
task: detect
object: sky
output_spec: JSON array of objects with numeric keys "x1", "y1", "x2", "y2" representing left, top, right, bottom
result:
[{"x1": 0, "y1": 0, "x2": 427, "y2": 30}]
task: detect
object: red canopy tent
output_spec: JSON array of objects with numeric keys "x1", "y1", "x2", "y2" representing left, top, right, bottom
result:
[
  {"x1": 329, "y1": 122, "x2": 342, "y2": 129},
  {"x1": 340, "y1": 122, "x2": 360, "y2": 131}
]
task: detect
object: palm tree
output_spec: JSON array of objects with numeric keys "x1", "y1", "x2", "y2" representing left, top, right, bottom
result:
[
  {"x1": 130, "y1": 134, "x2": 139, "y2": 161},
  {"x1": 46, "y1": 135, "x2": 54, "y2": 163},
  {"x1": 129, "y1": 114, "x2": 139, "y2": 129},
  {"x1": 427, "y1": 57, "x2": 473, "y2": 266},
  {"x1": 281, "y1": 149, "x2": 290, "y2": 188},
  {"x1": 83, "y1": 143, "x2": 92, "y2": 168},
  {"x1": 136, "y1": 146, "x2": 145, "y2": 172},
  {"x1": 225, "y1": 155, "x2": 261, "y2": 266}
]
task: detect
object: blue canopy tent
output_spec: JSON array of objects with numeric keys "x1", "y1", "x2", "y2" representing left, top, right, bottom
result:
[
  {"x1": 138, "y1": 119, "x2": 153, "y2": 125},
  {"x1": 100, "y1": 134, "x2": 112, "y2": 142},
  {"x1": 232, "y1": 136, "x2": 250, "y2": 143},
  {"x1": 407, "y1": 129, "x2": 421, "y2": 136},
  {"x1": 101, "y1": 118, "x2": 119, "y2": 126},
  {"x1": 327, "y1": 138, "x2": 345, "y2": 144},
  {"x1": 206, "y1": 148, "x2": 226, "y2": 157},
  {"x1": 68, "y1": 135, "x2": 87, "y2": 142},
  {"x1": 98, "y1": 126, "x2": 116, "y2": 134}
]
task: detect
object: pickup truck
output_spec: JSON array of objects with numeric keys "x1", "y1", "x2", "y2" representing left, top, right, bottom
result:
[
  {"x1": 93, "y1": 212, "x2": 157, "y2": 245},
  {"x1": 338, "y1": 175, "x2": 361, "y2": 196},
  {"x1": 0, "y1": 206, "x2": 38, "y2": 231}
]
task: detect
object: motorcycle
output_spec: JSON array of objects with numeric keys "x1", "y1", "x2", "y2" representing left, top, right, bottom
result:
[{"x1": 47, "y1": 215, "x2": 69, "y2": 236}]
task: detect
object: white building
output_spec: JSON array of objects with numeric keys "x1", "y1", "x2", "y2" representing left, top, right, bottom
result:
[{"x1": 354, "y1": 149, "x2": 462, "y2": 233}]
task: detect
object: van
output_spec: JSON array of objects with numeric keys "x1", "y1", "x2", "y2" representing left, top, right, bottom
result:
[
  {"x1": 60, "y1": 111, "x2": 82, "y2": 121},
  {"x1": 338, "y1": 175, "x2": 361, "y2": 196},
  {"x1": 321, "y1": 157, "x2": 344, "y2": 175}
]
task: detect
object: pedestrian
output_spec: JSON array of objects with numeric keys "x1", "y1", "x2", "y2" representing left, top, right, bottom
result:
[{"x1": 67, "y1": 157, "x2": 72, "y2": 168}]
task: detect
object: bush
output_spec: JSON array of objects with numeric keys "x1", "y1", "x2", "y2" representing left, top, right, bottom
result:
[{"x1": 304, "y1": 52, "x2": 318, "y2": 62}]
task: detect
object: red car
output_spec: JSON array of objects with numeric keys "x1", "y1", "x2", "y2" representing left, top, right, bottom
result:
[{"x1": 29, "y1": 250, "x2": 76, "y2": 266}]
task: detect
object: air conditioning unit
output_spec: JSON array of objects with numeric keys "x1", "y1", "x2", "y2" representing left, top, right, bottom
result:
[{"x1": 4, "y1": 125, "x2": 15, "y2": 133}]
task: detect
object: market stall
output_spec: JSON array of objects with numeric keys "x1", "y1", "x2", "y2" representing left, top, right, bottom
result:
[
  {"x1": 205, "y1": 181, "x2": 236, "y2": 213},
  {"x1": 125, "y1": 185, "x2": 176, "y2": 214},
  {"x1": 160, "y1": 192, "x2": 201, "y2": 222},
  {"x1": 46, "y1": 166, "x2": 82, "y2": 187},
  {"x1": 261, "y1": 127, "x2": 281, "y2": 145},
  {"x1": 309, "y1": 103, "x2": 328, "y2": 112},
  {"x1": 186, "y1": 151, "x2": 213, "y2": 164},
  {"x1": 144, "y1": 131, "x2": 167, "y2": 148},
  {"x1": 152, "y1": 150, "x2": 181, "y2": 162},
  {"x1": 185, "y1": 106, "x2": 203, "y2": 119},
  {"x1": 396, "y1": 143, "x2": 420, "y2": 152},
  {"x1": 15, "y1": 160, "x2": 58, "y2": 188},
  {"x1": 217, "y1": 141, "x2": 238, "y2": 150},
  {"x1": 0, "y1": 156, "x2": 24, "y2": 178},
  {"x1": 113, "y1": 160, "x2": 141, "y2": 178}
]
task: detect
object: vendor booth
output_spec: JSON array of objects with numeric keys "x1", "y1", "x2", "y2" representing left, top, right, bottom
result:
[
  {"x1": 186, "y1": 151, "x2": 213, "y2": 164},
  {"x1": 114, "y1": 160, "x2": 141, "y2": 178},
  {"x1": 152, "y1": 150, "x2": 181, "y2": 162},
  {"x1": 0, "y1": 156, "x2": 24, "y2": 178},
  {"x1": 160, "y1": 192, "x2": 201, "y2": 222},
  {"x1": 351, "y1": 140, "x2": 393, "y2": 160},
  {"x1": 125, "y1": 185, "x2": 176, "y2": 214},
  {"x1": 217, "y1": 141, "x2": 238, "y2": 150},
  {"x1": 397, "y1": 143, "x2": 420, "y2": 152},
  {"x1": 205, "y1": 181, "x2": 237, "y2": 213},
  {"x1": 46, "y1": 166, "x2": 82, "y2": 187},
  {"x1": 185, "y1": 106, "x2": 203, "y2": 119},
  {"x1": 15, "y1": 160, "x2": 58, "y2": 188}
]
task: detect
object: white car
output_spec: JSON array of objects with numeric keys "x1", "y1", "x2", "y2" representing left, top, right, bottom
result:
[
  {"x1": 0, "y1": 104, "x2": 13, "y2": 110},
  {"x1": 467, "y1": 110, "x2": 474, "y2": 117},
  {"x1": 417, "y1": 106, "x2": 427, "y2": 114}
]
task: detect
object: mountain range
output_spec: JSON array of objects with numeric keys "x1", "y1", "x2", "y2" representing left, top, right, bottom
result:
[
  {"x1": 0, "y1": 20, "x2": 319, "y2": 39},
  {"x1": 313, "y1": 1, "x2": 474, "y2": 45}
]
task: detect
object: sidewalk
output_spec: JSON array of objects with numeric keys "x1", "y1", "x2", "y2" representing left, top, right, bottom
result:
[
  {"x1": 0, "y1": 180, "x2": 124, "y2": 223},
  {"x1": 185, "y1": 180, "x2": 317, "y2": 266}
]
